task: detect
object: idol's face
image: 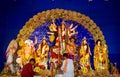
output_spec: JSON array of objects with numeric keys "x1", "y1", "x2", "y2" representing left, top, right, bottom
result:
[
  {"x1": 83, "y1": 40, "x2": 87, "y2": 44},
  {"x1": 84, "y1": 45, "x2": 88, "y2": 50},
  {"x1": 42, "y1": 39, "x2": 46, "y2": 44},
  {"x1": 62, "y1": 24, "x2": 65, "y2": 30},
  {"x1": 97, "y1": 41, "x2": 101, "y2": 46}
]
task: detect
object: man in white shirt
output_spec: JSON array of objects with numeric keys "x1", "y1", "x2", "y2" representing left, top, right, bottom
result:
[{"x1": 61, "y1": 53, "x2": 74, "y2": 77}]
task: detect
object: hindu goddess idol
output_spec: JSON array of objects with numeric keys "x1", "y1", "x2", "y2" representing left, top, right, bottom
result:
[
  {"x1": 50, "y1": 26, "x2": 62, "y2": 66},
  {"x1": 61, "y1": 21, "x2": 66, "y2": 51},
  {"x1": 37, "y1": 37, "x2": 49, "y2": 59},
  {"x1": 79, "y1": 37, "x2": 92, "y2": 74},
  {"x1": 36, "y1": 37, "x2": 49, "y2": 69}
]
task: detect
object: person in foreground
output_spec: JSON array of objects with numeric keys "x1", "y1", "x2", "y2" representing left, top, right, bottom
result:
[
  {"x1": 21, "y1": 58, "x2": 36, "y2": 77},
  {"x1": 61, "y1": 53, "x2": 74, "y2": 77}
]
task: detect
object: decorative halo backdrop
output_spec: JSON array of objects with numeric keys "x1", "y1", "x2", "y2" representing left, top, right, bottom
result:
[{"x1": 16, "y1": 9, "x2": 106, "y2": 69}]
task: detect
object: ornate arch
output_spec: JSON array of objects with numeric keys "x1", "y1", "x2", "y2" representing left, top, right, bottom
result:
[{"x1": 16, "y1": 9, "x2": 105, "y2": 44}]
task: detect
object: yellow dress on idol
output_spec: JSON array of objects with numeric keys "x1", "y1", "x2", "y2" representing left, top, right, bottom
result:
[{"x1": 79, "y1": 43, "x2": 91, "y2": 74}]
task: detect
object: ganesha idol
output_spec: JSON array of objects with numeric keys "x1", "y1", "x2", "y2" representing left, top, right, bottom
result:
[{"x1": 16, "y1": 36, "x2": 37, "y2": 68}]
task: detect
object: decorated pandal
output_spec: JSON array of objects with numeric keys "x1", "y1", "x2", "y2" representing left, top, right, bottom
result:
[{"x1": 0, "y1": 9, "x2": 119, "y2": 77}]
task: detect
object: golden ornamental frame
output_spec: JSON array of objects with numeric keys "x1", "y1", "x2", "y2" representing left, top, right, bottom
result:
[{"x1": 16, "y1": 9, "x2": 106, "y2": 44}]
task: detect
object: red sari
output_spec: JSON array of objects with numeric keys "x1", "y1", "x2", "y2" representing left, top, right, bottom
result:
[{"x1": 21, "y1": 63, "x2": 35, "y2": 77}]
